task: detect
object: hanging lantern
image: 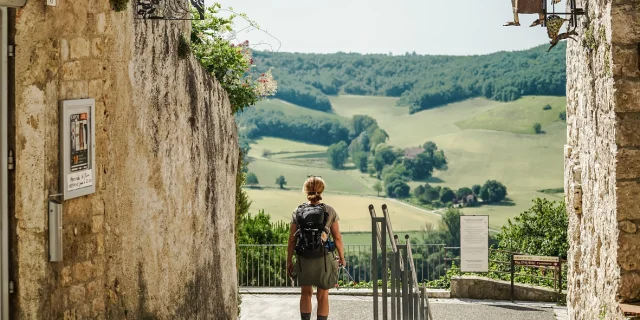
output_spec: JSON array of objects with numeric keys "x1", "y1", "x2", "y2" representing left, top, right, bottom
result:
[{"x1": 504, "y1": 0, "x2": 585, "y2": 51}]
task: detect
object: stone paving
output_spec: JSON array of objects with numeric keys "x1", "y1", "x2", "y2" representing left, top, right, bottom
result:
[{"x1": 239, "y1": 289, "x2": 568, "y2": 320}]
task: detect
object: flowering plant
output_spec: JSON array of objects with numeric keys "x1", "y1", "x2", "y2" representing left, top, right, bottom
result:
[{"x1": 191, "y1": 3, "x2": 278, "y2": 114}]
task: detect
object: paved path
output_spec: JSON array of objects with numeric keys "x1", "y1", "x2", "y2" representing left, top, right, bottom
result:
[{"x1": 240, "y1": 293, "x2": 568, "y2": 320}]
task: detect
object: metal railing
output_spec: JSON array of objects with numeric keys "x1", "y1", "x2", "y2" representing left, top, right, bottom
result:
[
  {"x1": 236, "y1": 243, "x2": 447, "y2": 288},
  {"x1": 369, "y1": 204, "x2": 433, "y2": 320}
]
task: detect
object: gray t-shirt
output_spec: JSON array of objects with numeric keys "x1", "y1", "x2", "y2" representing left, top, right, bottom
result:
[{"x1": 290, "y1": 203, "x2": 340, "y2": 231}]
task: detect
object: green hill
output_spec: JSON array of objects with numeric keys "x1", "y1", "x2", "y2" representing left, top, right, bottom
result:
[
  {"x1": 242, "y1": 95, "x2": 566, "y2": 230},
  {"x1": 253, "y1": 42, "x2": 566, "y2": 114}
]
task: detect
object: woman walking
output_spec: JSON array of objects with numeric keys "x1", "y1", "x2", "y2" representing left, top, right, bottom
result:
[{"x1": 287, "y1": 176, "x2": 346, "y2": 320}]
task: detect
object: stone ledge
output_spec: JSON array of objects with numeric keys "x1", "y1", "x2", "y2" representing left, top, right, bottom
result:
[{"x1": 450, "y1": 275, "x2": 564, "y2": 303}]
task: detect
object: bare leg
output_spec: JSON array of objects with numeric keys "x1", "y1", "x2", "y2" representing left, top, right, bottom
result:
[
  {"x1": 317, "y1": 288, "x2": 330, "y2": 317},
  {"x1": 300, "y1": 286, "x2": 313, "y2": 316}
]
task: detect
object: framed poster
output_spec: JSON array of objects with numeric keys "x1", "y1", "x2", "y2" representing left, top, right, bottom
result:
[
  {"x1": 460, "y1": 215, "x2": 489, "y2": 273},
  {"x1": 60, "y1": 99, "x2": 95, "y2": 200}
]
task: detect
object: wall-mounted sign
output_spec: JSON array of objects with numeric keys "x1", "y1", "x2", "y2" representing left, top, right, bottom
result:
[
  {"x1": 46, "y1": 0, "x2": 57, "y2": 6},
  {"x1": 60, "y1": 99, "x2": 95, "y2": 200},
  {"x1": 460, "y1": 215, "x2": 489, "y2": 273},
  {"x1": 514, "y1": 255, "x2": 560, "y2": 267}
]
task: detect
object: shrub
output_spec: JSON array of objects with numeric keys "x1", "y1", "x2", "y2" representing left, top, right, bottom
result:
[
  {"x1": 533, "y1": 122, "x2": 542, "y2": 134},
  {"x1": 543, "y1": 104, "x2": 552, "y2": 110}
]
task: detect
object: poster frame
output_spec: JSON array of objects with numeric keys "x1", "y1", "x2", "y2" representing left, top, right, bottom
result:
[
  {"x1": 459, "y1": 215, "x2": 489, "y2": 273},
  {"x1": 59, "y1": 98, "x2": 96, "y2": 200}
]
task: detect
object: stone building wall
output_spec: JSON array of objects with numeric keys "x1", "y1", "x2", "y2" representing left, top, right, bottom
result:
[
  {"x1": 12, "y1": 1, "x2": 238, "y2": 319},
  {"x1": 566, "y1": 0, "x2": 640, "y2": 318}
]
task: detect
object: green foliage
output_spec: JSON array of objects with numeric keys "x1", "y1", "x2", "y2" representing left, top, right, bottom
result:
[
  {"x1": 533, "y1": 122, "x2": 542, "y2": 134},
  {"x1": 559, "y1": 111, "x2": 566, "y2": 121},
  {"x1": 327, "y1": 141, "x2": 349, "y2": 169},
  {"x1": 352, "y1": 115, "x2": 378, "y2": 136},
  {"x1": 178, "y1": 33, "x2": 190, "y2": 59},
  {"x1": 543, "y1": 104, "x2": 552, "y2": 111},
  {"x1": 497, "y1": 198, "x2": 568, "y2": 258},
  {"x1": 236, "y1": 108, "x2": 349, "y2": 145},
  {"x1": 471, "y1": 184, "x2": 481, "y2": 196},
  {"x1": 480, "y1": 180, "x2": 508, "y2": 203},
  {"x1": 439, "y1": 187, "x2": 456, "y2": 204},
  {"x1": 275, "y1": 175, "x2": 287, "y2": 189},
  {"x1": 369, "y1": 128, "x2": 389, "y2": 150},
  {"x1": 352, "y1": 152, "x2": 369, "y2": 173},
  {"x1": 238, "y1": 210, "x2": 289, "y2": 244},
  {"x1": 191, "y1": 4, "x2": 277, "y2": 114},
  {"x1": 235, "y1": 151, "x2": 251, "y2": 275},
  {"x1": 251, "y1": 43, "x2": 566, "y2": 113},
  {"x1": 110, "y1": 0, "x2": 129, "y2": 12},
  {"x1": 373, "y1": 181, "x2": 383, "y2": 196},
  {"x1": 385, "y1": 180, "x2": 410, "y2": 198},
  {"x1": 246, "y1": 172, "x2": 259, "y2": 186},
  {"x1": 456, "y1": 187, "x2": 473, "y2": 199}
]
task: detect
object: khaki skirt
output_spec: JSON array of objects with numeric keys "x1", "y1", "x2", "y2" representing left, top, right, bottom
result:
[{"x1": 295, "y1": 253, "x2": 338, "y2": 289}]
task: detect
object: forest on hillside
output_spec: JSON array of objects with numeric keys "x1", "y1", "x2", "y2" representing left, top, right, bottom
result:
[{"x1": 252, "y1": 42, "x2": 566, "y2": 113}]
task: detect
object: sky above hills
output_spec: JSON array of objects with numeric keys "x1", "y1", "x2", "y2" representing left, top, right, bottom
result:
[{"x1": 206, "y1": 0, "x2": 568, "y2": 56}]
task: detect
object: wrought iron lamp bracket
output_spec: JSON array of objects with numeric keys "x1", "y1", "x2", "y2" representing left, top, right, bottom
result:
[
  {"x1": 541, "y1": 0, "x2": 585, "y2": 28},
  {"x1": 136, "y1": 0, "x2": 205, "y2": 20}
]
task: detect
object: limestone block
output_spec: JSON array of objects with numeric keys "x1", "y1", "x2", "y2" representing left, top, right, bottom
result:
[
  {"x1": 92, "y1": 298, "x2": 105, "y2": 314},
  {"x1": 618, "y1": 233, "x2": 640, "y2": 271},
  {"x1": 61, "y1": 39, "x2": 70, "y2": 61},
  {"x1": 86, "y1": 280, "x2": 102, "y2": 297},
  {"x1": 614, "y1": 80, "x2": 640, "y2": 112},
  {"x1": 611, "y1": 4, "x2": 640, "y2": 45},
  {"x1": 619, "y1": 271, "x2": 640, "y2": 301},
  {"x1": 612, "y1": 45, "x2": 640, "y2": 78},
  {"x1": 62, "y1": 61, "x2": 81, "y2": 81},
  {"x1": 61, "y1": 81, "x2": 89, "y2": 99},
  {"x1": 69, "y1": 285, "x2": 86, "y2": 304},
  {"x1": 616, "y1": 148, "x2": 640, "y2": 179},
  {"x1": 616, "y1": 113, "x2": 640, "y2": 147},
  {"x1": 92, "y1": 38, "x2": 105, "y2": 58},
  {"x1": 92, "y1": 215, "x2": 104, "y2": 233},
  {"x1": 72, "y1": 261, "x2": 94, "y2": 282},
  {"x1": 62, "y1": 267, "x2": 72, "y2": 286},
  {"x1": 96, "y1": 13, "x2": 106, "y2": 34},
  {"x1": 617, "y1": 181, "x2": 640, "y2": 220},
  {"x1": 70, "y1": 38, "x2": 90, "y2": 60},
  {"x1": 619, "y1": 220, "x2": 637, "y2": 234}
]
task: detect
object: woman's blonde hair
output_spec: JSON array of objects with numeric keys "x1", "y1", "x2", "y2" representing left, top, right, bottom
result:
[{"x1": 303, "y1": 176, "x2": 325, "y2": 202}]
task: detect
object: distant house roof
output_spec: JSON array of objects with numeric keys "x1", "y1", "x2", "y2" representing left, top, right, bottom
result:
[{"x1": 403, "y1": 147, "x2": 424, "y2": 160}]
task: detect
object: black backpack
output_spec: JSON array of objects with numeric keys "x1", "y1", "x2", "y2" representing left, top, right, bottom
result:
[{"x1": 294, "y1": 203, "x2": 334, "y2": 271}]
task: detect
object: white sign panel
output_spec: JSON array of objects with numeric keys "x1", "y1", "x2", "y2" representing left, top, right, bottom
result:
[
  {"x1": 460, "y1": 215, "x2": 489, "y2": 272},
  {"x1": 46, "y1": 0, "x2": 57, "y2": 6},
  {"x1": 60, "y1": 99, "x2": 96, "y2": 200},
  {"x1": 67, "y1": 171, "x2": 93, "y2": 192}
]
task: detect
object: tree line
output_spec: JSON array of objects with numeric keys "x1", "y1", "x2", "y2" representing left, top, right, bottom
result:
[{"x1": 251, "y1": 42, "x2": 566, "y2": 114}]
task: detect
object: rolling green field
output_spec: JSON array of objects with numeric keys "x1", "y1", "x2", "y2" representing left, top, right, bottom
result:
[
  {"x1": 243, "y1": 95, "x2": 567, "y2": 230},
  {"x1": 245, "y1": 188, "x2": 441, "y2": 233},
  {"x1": 455, "y1": 96, "x2": 567, "y2": 134}
]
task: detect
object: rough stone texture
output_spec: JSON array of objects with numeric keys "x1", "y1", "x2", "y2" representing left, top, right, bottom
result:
[
  {"x1": 566, "y1": 0, "x2": 640, "y2": 319},
  {"x1": 450, "y1": 276, "x2": 562, "y2": 303},
  {"x1": 12, "y1": 1, "x2": 238, "y2": 319}
]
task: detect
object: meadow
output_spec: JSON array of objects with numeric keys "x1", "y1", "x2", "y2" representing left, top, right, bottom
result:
[
  {"x1": 243, "y1": 95, "x2": 567, "y2": 231},
  {"x1": 244, "y1": 188, "x2": 441, "y2": 233}
]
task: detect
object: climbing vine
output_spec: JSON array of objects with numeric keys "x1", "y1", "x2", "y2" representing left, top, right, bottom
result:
[{"x1": 190, "y1": 3, "x2": 278, "y2": 114}]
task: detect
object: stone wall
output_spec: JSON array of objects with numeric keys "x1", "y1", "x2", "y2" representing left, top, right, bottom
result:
[
  {"x1": 12, "y1": 1, "x2": 238, "y2": 319},
  {"x1": 450, "y1": 276, "x2": 562, "y2": 302},
  {"x1": 566, "y1": 0, "x2": 640, "y2": 318}
]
